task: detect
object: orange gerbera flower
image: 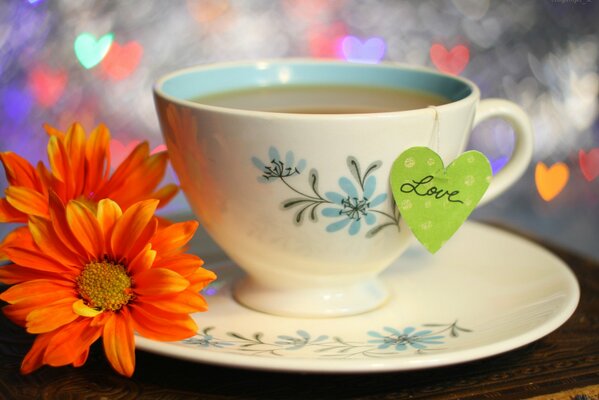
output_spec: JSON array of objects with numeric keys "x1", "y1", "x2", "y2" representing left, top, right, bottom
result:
[
  {"x1": 0, "y1": 122, "x2": 178, "y2": 224},
  {"x1": 0, "y1": 195, "x2": 215, "y2": 376}
]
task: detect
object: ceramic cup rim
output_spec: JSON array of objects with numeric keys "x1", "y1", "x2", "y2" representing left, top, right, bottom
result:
[{"x1": 153, "y1": 58, "x2": 480, "y2": 120}]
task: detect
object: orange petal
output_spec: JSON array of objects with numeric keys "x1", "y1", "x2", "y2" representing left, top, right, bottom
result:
[
  {"x1": 84, "y1": 124, "x2": 111, "y2": 193},
  {"x1": 126, "y1": 217, "x2": 157, "y2": 262},
  {"x1": 90, "y1": 310, "x2": 112, "y2": 327},
  {"x1": 0, "y1": 152, "x2": 42, "y2": 189},
  {"x1": 139, "y1": 289, "x2": 208, "y2": 313},
  {"x1": 66, "y1": 201, "x2": 103, "y2": 258},
  {"x1": 114, "y1": 141, "x2": 149, "y2": 174},
  {"x1": 151, "y1": 221, "x2": 198, "y2": 258},
  {"x1": 21, "y1": 331, "x2": 55, "y2": 374},
  {"x1": 43, "y1": 122, "x2": 65, "y2": 140},
  {"x1": 127, "y1": 244, "x2": 156, "y2": 275},
  {"x1": 110, "y1": 199, "x2": 159, "y2": 262},
  {"x1": 35, "y1": 162, "x2": 57, "y2": 197},
  {"x1": 152, "y1": 184, "x2": 179, "y2": 208},
  {"x1": 97, "y1": 199, "x2": 122, "y2": 249},
  {"x1": 72, "y1": 348, "x2": 89, "y2": 367},
  {"x1": 1, "y1": 226, "x2": 33, "y2": 245},
  {"x1": 47, "y1": 135, "x2": 70, "y2": 184},
  {"x1": 49, "y1": 137, "x2": 75, "y2": 202},
  {"x1": 185, "y1": 268, "x2": 216, "y2": 285},
  {"x1": 102, "y1": 310, "x2": 135, "y2": 377},
  {"x1": 64, "y1": 123, "x2": 87, "y2": 196},
  {"x1": 95, "y1": 142, "x2": 149, "y2": 200},
  {"x1": 109, "y1": 152, "x2": 169, "y2": 208},
  {"x1": 187, "y1": 269, "x2": 217, "y2": 292},
  {"x1": 29, "y1": 216, "x2": 83, "y2": 268},
  {"x1": 47, "y1": 192, "x2": 87, "y2": 257},
  {"x1": 5, "y1": 186, "x2": 49, "y2": 218},
  {"x1": 3, "y1": 245, "x2": 75, "y2": 274},
  {"x1": 135, "y1": 152, "x2": 169, "y2": 191},
  {"x1": 152, "y1": 254, "x2": 205, "y2": 277},
  {"x1": 0, "y1": 226, "x2": 32, "y2": 260},
  {"x1": 0, "y1": 279, "x2": 74, "y2": 303},
  {"x1": 133, "y1": 268, "x2": 189, "y2": 296},
  {"x1": 2, "y1": 288, "x2": 77, "y2": 326},
  {"x1": 129, "y1": 303, "x2": 197, "y2": 341},
  {"x1": 0, "y1": 197, "x2": 26, "y2": 223},
  {"x1": 130, "y1": 301, "x2": 199, "y2": 323},
  {"x1": 156, "y1": 216, "x2": 174, "y2": 228},
  {"x1": 0, "y1": 264, "x2": 69, "y2": 285},
  {"x1": 26, "y1": 298, "x2": 79, "y2": 334},
  {"x1": 44, "y1": 318, "x2": 102, "y2": 367}
]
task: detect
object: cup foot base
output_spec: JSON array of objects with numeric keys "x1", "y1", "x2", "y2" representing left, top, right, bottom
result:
[{"x1": 232, "y1": 277, "x2": 390, "y2": 318}]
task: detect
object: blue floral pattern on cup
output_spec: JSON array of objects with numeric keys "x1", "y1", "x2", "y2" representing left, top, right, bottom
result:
[
  {"x1": 323, "y1": 175, "x2": 388, "y2": 235},
  {"x1": 252, "y1": 147, "x2": 307, "y2": 183},
  {"x1": 182, "y1": 321, "x2": 471, "y2": 359},
  {"x1": 252, "y1": 147, "x2": 400, "y2": 237}
]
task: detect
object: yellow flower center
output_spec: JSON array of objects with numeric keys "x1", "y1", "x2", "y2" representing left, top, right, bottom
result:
[{"x1": 76, "y1": 260, "x2": 133, "y2": 311}]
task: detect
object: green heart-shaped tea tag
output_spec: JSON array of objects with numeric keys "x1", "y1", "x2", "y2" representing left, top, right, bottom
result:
[{"x1": 390, "y1": 147, "x2": 492, "y2": 253}]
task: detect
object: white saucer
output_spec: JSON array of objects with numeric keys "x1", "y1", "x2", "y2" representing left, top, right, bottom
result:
[{"x1": 135, "y1": 222, "x2": 579, "y2": 373}]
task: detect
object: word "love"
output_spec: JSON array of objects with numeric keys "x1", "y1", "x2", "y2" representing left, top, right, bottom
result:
[{"x1": 400, "y1": 175, "x2": 463, "y2": 204}]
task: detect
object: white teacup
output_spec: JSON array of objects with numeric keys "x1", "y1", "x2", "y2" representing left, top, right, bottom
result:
[{"x1": 154, "y1": 59, "x2": 533, "y2": 318}]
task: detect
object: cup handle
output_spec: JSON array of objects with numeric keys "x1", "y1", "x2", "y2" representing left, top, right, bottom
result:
[{"x1": 473, "y1": 99, "x2": 534, "y2": 205}]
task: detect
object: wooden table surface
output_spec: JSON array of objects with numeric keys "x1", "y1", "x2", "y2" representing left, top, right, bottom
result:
[{"x1": 1, "y1": 226, "x2": 598, "y2": 400}]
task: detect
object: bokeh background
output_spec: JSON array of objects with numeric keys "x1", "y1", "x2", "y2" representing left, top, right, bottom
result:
[{"x1": 0, "y1": 0, "x2": 598, "y2": 260}]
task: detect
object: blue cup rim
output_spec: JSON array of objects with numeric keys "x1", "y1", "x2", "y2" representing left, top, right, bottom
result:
[{"x1": 153, "y1": 59, "x2": 479, "y2": 119}]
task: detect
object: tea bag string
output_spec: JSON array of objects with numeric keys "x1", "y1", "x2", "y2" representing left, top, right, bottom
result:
[{"x1": 427, "y1": 105, "x2": 440, "y2": 153}]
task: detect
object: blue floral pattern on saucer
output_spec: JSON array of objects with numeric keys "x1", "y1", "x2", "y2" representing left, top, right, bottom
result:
[
  {"x1": 183, "y1": 321, "x2": 471, "y2": 358},
  {"x1": 368, "y1": 327, "x2": 444, "y2": 351}
]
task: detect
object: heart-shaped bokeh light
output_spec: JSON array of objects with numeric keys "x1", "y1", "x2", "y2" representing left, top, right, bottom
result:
[
  {"x1": 535, "y1": 161, "x2": 570, "y2": 202},
  {"x1": 341, "y1": 36, "x2": 386, "y2": 64},
  {"x1": 27, "y1": 65, "x2": 67, "y2": 107},
  {"x1": 74, "y1": 32, "x2": 114, "y2": 69},
  {"x1": 430, "y1": 43, "x2": 470, "y2": 75},
  {"x1": 100, "y1": 41, "x2": 143, "y2": 80},
  {"x1": 579, "y1": 148, "x2": 599, "y2": 182}
]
